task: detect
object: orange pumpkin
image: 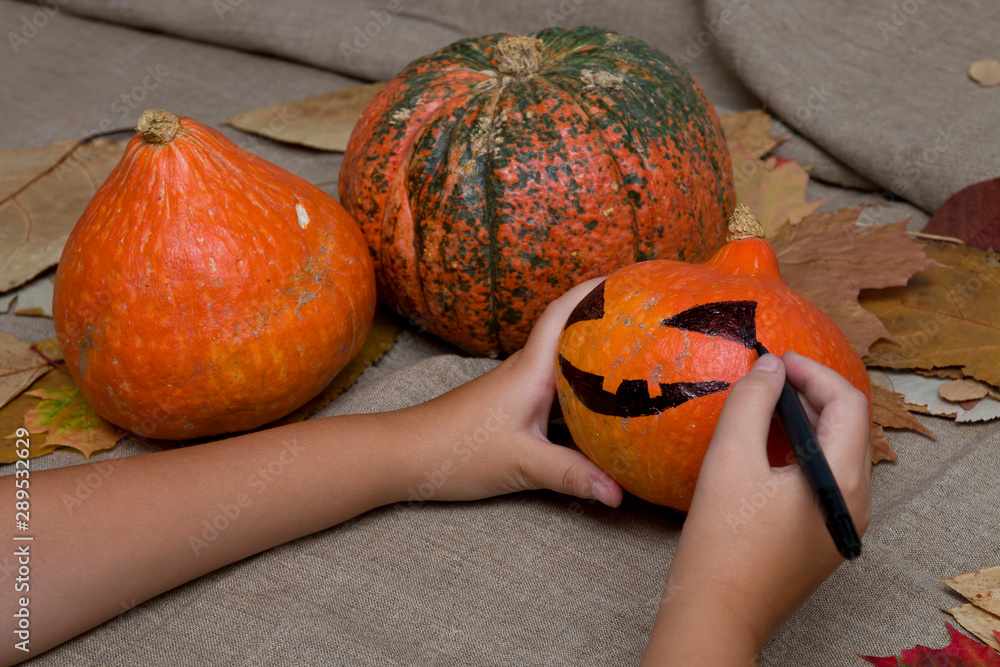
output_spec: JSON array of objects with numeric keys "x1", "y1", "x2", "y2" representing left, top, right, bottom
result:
[
  {"x1": 53, "y1": 109, "x2": 375, "y2": 440},
  {"x1": 555, "y1": 205, "x2": 871, "y2": 511}
]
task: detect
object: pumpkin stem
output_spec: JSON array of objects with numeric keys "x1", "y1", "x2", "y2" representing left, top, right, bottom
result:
[
  {"x1": 496, "y1": 36, "x2": 544, "y2": 78},
  {"x1": 726, "y1": 203, "x2": 765, "y2": 242},
  {"x1": 137, "y1": 109, "x2": 181, "y2": 145}
]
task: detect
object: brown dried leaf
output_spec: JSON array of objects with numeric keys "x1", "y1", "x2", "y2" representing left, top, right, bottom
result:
[
  {"x1": 869, "y1": 423, "x2": 898, "y2": 463},
  {"x1": 884, "y1": 370, "x2": 1000, "y2": 423},
  {"x1": 773, "y1": 208, "x2": 937, "y2": 356},
  {"x1": 921, "y1": 178, "x2": 1000, "y2": 251},
  {"x1": 224, "y1": 82, "x2": 386, "y2": 152},
  {"x1": 917, "y1": 367, "x2": 966, "y2": 380},
  {"x1": 720, "y1": 109, "x2": 787, "y2": 159},
  {"x1": 940, "y1": 378, "x2": 992, "y2": 403},
  {"x1": 0, "y1": 138, "x2": 127, "y2": 292},
  {"x1": 944, "y1": 566, "x2": 1000, "y2": 618},
  {"x1": 0, "y1": 330, "x2": 49, "y2": 411},
  {"x1": 731, "y1": 142, "x2": 823, "y2": 238},
  {"x1": 871, "y1": 383, "x2": 936, "y2": 439},
  {"x1": 32, "y1": 337, "x2": 63, "y2": 363},
  {"x1": 862, "y1": 242, "x2": 1000, "y2": 387},
  {"x1": 969, "y1": 59, "x2": 1000, "y2": 87},
  {"x1": 945, "y1": 604, "x2": 1000, "y2": 652}
]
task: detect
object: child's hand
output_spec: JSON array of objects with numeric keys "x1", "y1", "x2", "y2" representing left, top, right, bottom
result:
[
  {"x1": 399, "y1": 278, "x2": 624, "y2": 508},
  {"x1": 642, "y1": 351, "x2": 872, "y2": 664}
]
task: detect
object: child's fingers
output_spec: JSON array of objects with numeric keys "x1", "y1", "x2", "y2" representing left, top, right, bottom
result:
[
  {"x1": 701, "y1": 353, "x2": 786, "y2": 474},
  {"x1": 781, "y1": 352, "x2": 871, "y2": 471},
  {"x1": 515, "y1": 439, "x2": 623, "y2": 507},
  {"x1": 520, "y1": 277, "x2": 606, "y2": 365}
]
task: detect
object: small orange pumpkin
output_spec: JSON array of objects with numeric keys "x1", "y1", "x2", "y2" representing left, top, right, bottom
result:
[
  {"x1": 555, "y1": 204, "x2": 871, "y2": 511},
  {"x1": 53, "y1": 109, "x2": 375, "y2": 440}
]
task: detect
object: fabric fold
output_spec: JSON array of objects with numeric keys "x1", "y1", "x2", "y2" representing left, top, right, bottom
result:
[{"x1": 704, "y1": 0, "x2": 1000, "y2": 212}]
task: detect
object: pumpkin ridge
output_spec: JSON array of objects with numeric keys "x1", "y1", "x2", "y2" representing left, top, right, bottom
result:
[
  {"x1": 559, "y1": 76, "x2": 675, "y2": 261},
  {"x1": 535, "y1": 73, "x2": 640, "y2": 262},
  {"x1": 479, "y1": 93, "x2": 504, "y2": 349},
  {"x1": 408, "y1": 86, "x2": 498, "y2": 339},
  {"x1": 372, "y1": 80, "x2": 485, "y2": 320}
]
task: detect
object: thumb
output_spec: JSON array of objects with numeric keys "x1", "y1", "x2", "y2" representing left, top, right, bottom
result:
[
  {"x1": 516, "y1": 439, "x2": 624, "y2": 508},
  {"x1": 703, "y1": 353, "x2": 785, "y2": 471},
  {"x1": 519, "y1": 277, "x2": 606, "y2": 367}
]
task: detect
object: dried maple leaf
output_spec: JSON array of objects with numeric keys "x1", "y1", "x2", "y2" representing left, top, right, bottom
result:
[
  {"x1": 862, "y1": 242, "x2": 1000, "y2": 387},
  {"x1": 22, "y1": 386, "x2": 124, "y2": 459},
  {"x1": 0, "y1": 368, "x2": 75, "y2": 462},
  {"x1": 0, "y1": 330, "x2": 50, "y2": 411},
  {"x1": 0, "y1": 138, "x2": 126, "y2": 292},
  {"x1": 720, "y1": 109, "x2": 787, "y2": 159},
  {"x1": 921, "y1": 178, "x2": 1000, "y2": 251},
  {"x1": 730, "y1": 141, "x2": 823, "y2": 238},
  {"x1": 224, "y1": 82, "x2": 386, "y2": 152},
  {"x1": 969, "y1": 60, "x2": 1000, "y2": 88},
  {"x1": 773, "y1": 208, "x2": 937, "y2": 357},
  {"x1": 948, "y1": 605, "x2": 1000, "y2": 651},
  {"x1": 861, "y1": 623, "x2": 1000, "y2": 666},
  {"x1": 871, "y1": 383, "x2": 936, "y2": 439},
  {"x1": 868, "y1": 423, "x2": 898, "y2": 463}
]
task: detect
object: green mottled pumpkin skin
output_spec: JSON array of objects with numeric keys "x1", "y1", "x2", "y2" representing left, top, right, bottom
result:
[{"x1": 340, "y1": 26, "x2": 735, "y2": 356}]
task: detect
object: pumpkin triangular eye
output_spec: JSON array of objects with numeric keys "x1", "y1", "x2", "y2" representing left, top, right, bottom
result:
[
  {"x1": 563, "y1": 279, "x2": 606, "y2": 330},
  {"x1": 660, "y1": 300, "x2": 758, "y2": 349}
]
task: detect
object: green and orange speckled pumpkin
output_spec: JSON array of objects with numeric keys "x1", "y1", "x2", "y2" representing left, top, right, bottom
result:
[
  {"x1": 52, "y1": 109, "x2": 375, "y2": 440},
  {"x1": 555, "y1": 205, "x2": 872, "y2": 511},
  {"x1": 340, "y1": 25, "x2": 734, "y2": 357}
]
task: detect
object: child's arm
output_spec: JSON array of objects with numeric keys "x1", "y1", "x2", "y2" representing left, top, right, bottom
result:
[
  {"x1": 642, "y1": 351, "x2": 873, "y2": 665},
  {"x1": 0, "y1": 279, "x2": 622, "y2": 664}
]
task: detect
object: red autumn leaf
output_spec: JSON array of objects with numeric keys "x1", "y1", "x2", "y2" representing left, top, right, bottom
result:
[
  {"x1": 861, "y1": 623, "x2": 1000, "y2": 666},
  {"x1": 921, "y1": 178, "x2": 1000, "y2": 251}
]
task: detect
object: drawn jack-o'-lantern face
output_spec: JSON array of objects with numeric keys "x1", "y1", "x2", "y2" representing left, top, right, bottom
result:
[{"x1": 555, "y1": 254, "x2": 870, "y2": 512}]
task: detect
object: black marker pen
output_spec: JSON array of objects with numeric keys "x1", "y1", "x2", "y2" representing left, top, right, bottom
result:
[{"x1": 754, "y1": 343, "x2": 862, "y2": 560}]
